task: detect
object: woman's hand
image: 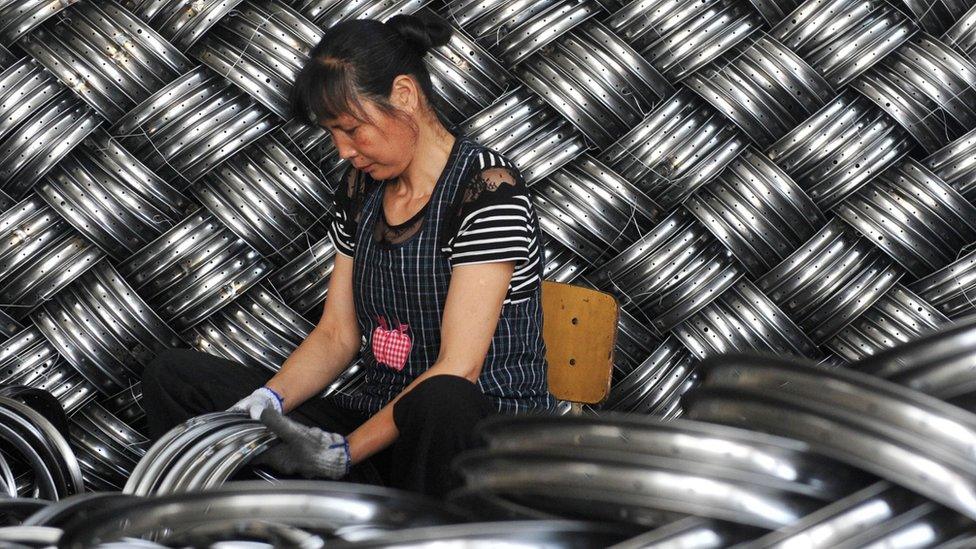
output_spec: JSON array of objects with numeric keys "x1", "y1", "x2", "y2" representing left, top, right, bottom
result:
[
  {"x1": 253, "y1": 409, "x2": 351, "y2": 479},
  {"x1": 228, "y1": 386, "x2": 283, "y2": 419}
]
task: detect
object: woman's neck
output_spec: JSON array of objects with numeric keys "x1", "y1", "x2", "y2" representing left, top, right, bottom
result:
[{"x1": 389, "y1": 122, "x2": 455, "y2": 199}]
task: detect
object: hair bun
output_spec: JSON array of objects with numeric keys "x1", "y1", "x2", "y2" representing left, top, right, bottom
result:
[{"x1": 386, "y1": 14, "x2": 452, "y2": 56}]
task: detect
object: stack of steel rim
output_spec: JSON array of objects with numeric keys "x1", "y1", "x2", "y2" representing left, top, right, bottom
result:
[
  {"x1": 1, "y1": 393, "x2": 83, "y2": 495},
  {"x1": 2, "y1": 0, "x2": 976, "y2": 545},
  {"x1": 453, "y1": 318, "x2": 976, "y2": 545}
]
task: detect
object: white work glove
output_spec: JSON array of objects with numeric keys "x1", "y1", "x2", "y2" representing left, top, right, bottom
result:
[
  {"x1": 229, "y1": 386, "x2": 283, "y2": 420},
  {"x1": 253, "y1": 408, "x2": 351, "y2": 479}
]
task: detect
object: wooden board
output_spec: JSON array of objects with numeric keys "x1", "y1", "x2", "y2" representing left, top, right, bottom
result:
[{"x1": 541, "y1": 280, "x2": 618, "y2": 405}]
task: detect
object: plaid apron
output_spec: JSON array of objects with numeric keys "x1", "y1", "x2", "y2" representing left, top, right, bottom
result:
[{"x1": 333, "y1": 133, "x2": 555, "y2": 415}]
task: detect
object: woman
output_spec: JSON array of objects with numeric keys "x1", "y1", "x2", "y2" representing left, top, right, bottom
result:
[{"x1": 140, "y1": 14, "x2": 555, "y2": 498}]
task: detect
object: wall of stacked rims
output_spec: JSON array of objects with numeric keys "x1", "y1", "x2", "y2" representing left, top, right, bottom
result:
[{"x1": 0, "y1": 0, "x2": 976, "y2": 546}]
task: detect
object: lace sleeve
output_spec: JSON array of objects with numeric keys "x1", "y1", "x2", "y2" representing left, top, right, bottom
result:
[
  {"x1": 328, "y1": 165, "x2": 369, "y2": 257},
  {"x1": 443, "y1": 165, "x2": 533, "y2": 267}
]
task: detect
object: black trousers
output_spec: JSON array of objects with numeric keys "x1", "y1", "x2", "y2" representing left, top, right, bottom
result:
[{"x1": 140, "y1": 348, "x2": 492, "y2": 497}]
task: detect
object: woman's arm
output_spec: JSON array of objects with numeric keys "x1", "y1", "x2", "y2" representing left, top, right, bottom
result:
[
  {"x1": 264, "y1": 253, "x2": 362, "y2": 412},
  {"x1": 344, "y1": 260, "x2": 514, "y2": 463}
]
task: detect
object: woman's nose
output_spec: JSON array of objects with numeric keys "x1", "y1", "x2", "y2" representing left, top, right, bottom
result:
[{"x1": 333, "y1": 133, "x2": 357, "y2": 160}]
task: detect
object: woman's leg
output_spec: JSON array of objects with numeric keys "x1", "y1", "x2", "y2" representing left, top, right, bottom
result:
[
  {"x1": 140, "y1": 348, "x2": 270, "y2": 440},
  {"x1": 390, "y1": 374, "x2": 492, "y2": 497}
]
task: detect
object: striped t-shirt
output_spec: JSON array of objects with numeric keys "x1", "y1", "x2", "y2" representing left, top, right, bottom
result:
[{"x1": 328, "y1": 149, "x2": 543, "y2": 305}]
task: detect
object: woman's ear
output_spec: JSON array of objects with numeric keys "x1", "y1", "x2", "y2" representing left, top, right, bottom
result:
[{"x1": 390, "y1": 75, "x2": 421, "y2": 113}]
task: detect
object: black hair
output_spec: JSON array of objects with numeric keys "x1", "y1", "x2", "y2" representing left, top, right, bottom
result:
[{"x1": 290, "y1": 14, "x2": 453, "y2": 127}]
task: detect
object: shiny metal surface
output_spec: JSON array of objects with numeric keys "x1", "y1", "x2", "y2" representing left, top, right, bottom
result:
[
  {"x1": 0, "y1": 57, "x2": 100, "y2": 198},
  {"x1": 477, "y1": 414, "x2": 867, "y2": 500},
  {"x1": 23, "y1": 493, "x2": 135, "y2": 532},
  {"x1": 275, "y1": 118, "x2": 336, "y2": 180},
  {"x1": 33, "y1": 260, "x2": 183, "y2": 395},
  {"x1": 831, "y1": 502, "x2": 973, "y2": 548},
  {"x1": 0, "y1": 525, "x2": 62, "y2": 545},
  {"x1": 111, "y1": 66, "x2": 277, "y2": 185},
  {"x1": 686, "y1": 34, "x2": 834, "y2": 148},
  {"x1": 910, "y1": 248, "x2": 976, "y2": 319},
  {"x1": 826, "y1": 283, "x2": 949, "y2": 362},
  {"x1": 835, "y1": 158, "x2": 976, "y2": 278},
  {"x1": 37, "y1": 130, "x2": 191, "y2": 262},
  {"x1": 0, "y1": 447, "x2": 15, "y2": 497},
  {"x1": 155, "y1": 421, "x2": 272, "y2": 494},
  {"x1": 853, "y1": 33, "x2": 976, "y2": 153},
  {"x1": 0, "y1": 0, "x2": 80, "y2": 44},
  {"x1": 674, "y1": 278, "x2": 822, "y2": 360},
  {"x1": 599, "y1": 89, "x2": 747, "y2": 210},
  {"x1": 855, "y1": 315, "x2": 976, "y2": 402},
  {"x1": 122, "y1": 0, "x2": 245, "y2": 50},
  {"x1": 592, "y1": 209, "x2": 745, "y2": 333},
  {"x1": 945, "y1": 5, "x2": 976, "y2": 62},
  {"x1": 69, "y1": 402, "x2": 148, "y2": 492},
  {"x1": 606, "y1": 0, "x2": 763, "y2": 82},
  {"x1": 266, "y1": 234, "x2": 336, "y2": 318},
  {"x1": 924, "y1": 125, "x2": 976, "y2": 207},
  {"x1": 29, "y1": 365, "x2": 95, "y2": 417},
  {"x1": 601, "y1": 334, "x2": 697, "y2": 411},
  {"x1": 117, "y1": 210, "x2": 273, "y2": 331},
  {"x1": 0, "y1": 0, "x2": 974, "y2": 542},
  {"x1": 772, "y1": 0, "x2": 918, "y2": 88},
  {"x1": 62, "y1": 480, "x2": 463, "y2": 548},
  {"x1": 757, "y1": 218, "x2": 904, "y2": 342},
  {"x1": 534, "y1": 154, "x2": 659, "y2": 262},
  {"x1": 455, "y1": 446, "x2": 826, "y2": 528},
  {"x1": 19, "y1": 1, "x2": 193, "y2": 123},
  {"x1": 766, "y1": 90, "x2": 915, "y2": 210},
  {"x1": 295, "y1": 0, "x2": 427, "y2": 28},
  {"x1": 193, "y1": 134, "x2": 332, "y2": 264},
  {"x1": 420, "y1": 9, "x2": 516, "y2": 125},
  {"x1": 0, "y1": 396, "x2": 83, "y2": 500},
  {"x1": 518, "y1": 20, "x2": 674, "y2": 149},
  {"x1": 447, "y1": 0, "x2": 631, "y2": 67},
  {"x1": 458, "y1": 86, "x2": 589, "y2": 184},
  {"x1": 185, "y1": 285, "x2": 316, "y2": 373},
  {"x1": 685, "y1": 147, "x2": 826, "y2": 277},
  {"x1": 190, "y1": 0, "x2": 322, "y2": 119},
  {"x1": 612, "y1": 517, "x2": 761, "y2": 549},
  {"x1": 332, "y1": 520, "x2": 630, "y2": 548},
  {"x1": 0, "y1": 327, "x2": 96, "y2": 415},
  {"x1": 123, "y1": 411, "x2": 244, "y2": 495},
  {"x1": 0, "y1": 195, "x2": 104, "y2": 322},
  {"x1": 540, "y1": 234, "x2": 588, "y2": 282},
  {"x1": 469, "y1": 0, "x2": 604, "y2": 66},
  {"x1": 744, "y1": 481, "x2": 925, "y2": 548},
  {"x1": 101, "y1": 382, "x2": 145, "y2": 430},
  {"x1": 746, "y1": 0, "x2": 803, "y2": 27},
  {"x1": 898, "y1": 0, "x2": 975, "y2": 35},
  {"x1": 686, "y1": 353, "x2": 976, "y2": 521},
  {"x1": 611, "y1": 303, "x2": 664, "y2": 379}
]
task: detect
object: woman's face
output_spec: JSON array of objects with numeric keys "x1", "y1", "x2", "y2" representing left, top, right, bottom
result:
[{"x1": 323, "y1": 98, "x2": 416, "y2": 180}]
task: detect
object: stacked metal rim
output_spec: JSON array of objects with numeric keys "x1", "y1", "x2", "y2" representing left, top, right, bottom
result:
[
  {"x1": 1, "y1": 0, "x2": 976, "y2": 545},
  {"x1": 449, "y1": 317, "x2": 976, "y2": 545}
]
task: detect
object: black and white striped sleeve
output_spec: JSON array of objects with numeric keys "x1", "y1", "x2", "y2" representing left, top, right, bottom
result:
[
  {"x1": 328, "y1": 166, "x2": 359, "y2": 257},
  {"x1": 447, "y1": 165, "x2": 533, "y2": 268}
]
